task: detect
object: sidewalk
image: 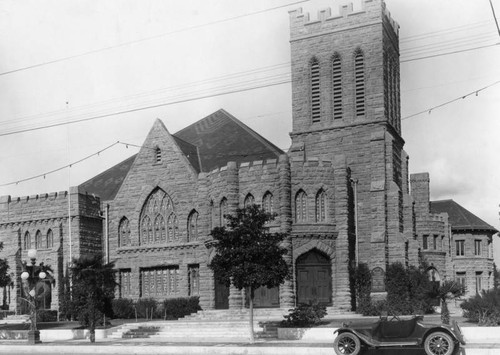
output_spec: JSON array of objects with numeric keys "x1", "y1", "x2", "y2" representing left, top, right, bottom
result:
[{"x1": 2, "y1": 335, "x2": 500, "y2": 355}]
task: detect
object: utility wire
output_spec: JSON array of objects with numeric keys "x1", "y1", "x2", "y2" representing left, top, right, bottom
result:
[
  {"x1": 402, "y1": 80, "x2": 500, "y2": 120},
  {"x1": 489, "y1": 0, "x2": 500, "y2": 38},
  {"x1": 0, "y1": 0, "x2": 309, "y2": 77}
]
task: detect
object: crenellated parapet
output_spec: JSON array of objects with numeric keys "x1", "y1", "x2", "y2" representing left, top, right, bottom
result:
[{"x1": 289, "y1": 0, "x2": 398, "y2": 41}]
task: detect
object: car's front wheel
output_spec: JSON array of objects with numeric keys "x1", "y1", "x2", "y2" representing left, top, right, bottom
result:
[
  {"x1": 424, "y1": 331, "x2": 455, "y2": 355},
  {"x1": 333, "y1": 332, "x2": 361, "y2": 355}
]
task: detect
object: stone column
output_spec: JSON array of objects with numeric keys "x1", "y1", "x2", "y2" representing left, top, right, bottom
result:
[{"x1": 278, "y1": 154, "x2": 294, "y2": 308}]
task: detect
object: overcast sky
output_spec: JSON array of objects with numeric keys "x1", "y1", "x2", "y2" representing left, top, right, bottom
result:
[{"x1": 1, "y1": 0, "x2": 499, "y2": 263}]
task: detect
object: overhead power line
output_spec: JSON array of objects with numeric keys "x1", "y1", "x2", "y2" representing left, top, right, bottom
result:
[{"x1": 0, "y1": 0, "x2": 309, "y2": 77}]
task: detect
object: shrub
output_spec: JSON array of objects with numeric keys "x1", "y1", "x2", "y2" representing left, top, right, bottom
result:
[
  {"x1": 135, "y1": 298, "x2": 159, "y2": 319},
  {"x1": 161, "y1": 296, "x2": 201, "y2": 320},
  {"x1": 280, "y1": 301, "x2": 327, "y2": 327},
  {"x1": 112, "y1": 298, "x2": 135, "y2": 319},
  {"x1": 353, "y1": 263, "x2": 373, "y2": 316},
  {"x1": 461, "y1": 289, "x2": 500, "y2": 326},
  {"x1": 36, "y1": 310, "x2": 58, "y2": 322}
]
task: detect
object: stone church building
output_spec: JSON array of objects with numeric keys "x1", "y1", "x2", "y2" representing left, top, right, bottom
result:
[{"x1": 0, "y1": 0, "x2": 497, "y2": 313}]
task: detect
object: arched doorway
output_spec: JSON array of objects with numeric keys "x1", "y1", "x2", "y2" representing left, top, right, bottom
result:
[{"x1": 296, "y1": 249, "x2": 332, "y2": 305}]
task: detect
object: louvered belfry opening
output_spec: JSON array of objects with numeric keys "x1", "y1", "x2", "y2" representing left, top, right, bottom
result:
[
  {"x1": 332, "y1": 56, "x2": 342, "y2": 119},
  {"x1": 354, "y1": 51, "x2": 365, "y2": 117},
  {"x1": 310, "y1": 58, "x2": 321, "y2": 123}
]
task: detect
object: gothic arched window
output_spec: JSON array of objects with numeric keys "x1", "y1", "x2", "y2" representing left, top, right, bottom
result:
[
  {"x1": 244, "y1": 194, "x2": 255, "y2": 208},
  {"x1": 295, "y1": 190, "x2": 308, "y2": 222},
  {"x1": 354, "y1": 50, "x2": 365, "y2": 117},
  {"x1": 24, "y1": 232, "x2": 31, "y2": 249},
  {"x1": 315, "y1": 189, "x2": 327, "y2": 222},
  {"x1": 139, "y1": 188, "x2": 176, "y2": 245},
  {"x1": 46, "y1": 229, "x2": 54, "y2": 248},
  {"x1": 262, "y1": 191, "x2": 274, "y2": 214},
  {"x1": 119, "y1": 217, "x2": 131, "y2": 247},
  {"x1": 310, "y1": 57, "x2": 321, "y2": 123},
  {"x1": 35, "y1": 230, "x2": 45, "y2": 249},
  {"x1": 220, "y1": 198, "x2": 228, "y2": 227},
  {"x1": 188, "y1": 210, "x2": 199, "y2": 242},
  {"x1": 332, "y1": 55, "x2": 342, "y2": 119}
]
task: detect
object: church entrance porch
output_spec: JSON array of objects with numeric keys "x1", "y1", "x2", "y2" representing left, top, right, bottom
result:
[{"x1": 296, "y1": 249, "x2": 332, "y2": 306}]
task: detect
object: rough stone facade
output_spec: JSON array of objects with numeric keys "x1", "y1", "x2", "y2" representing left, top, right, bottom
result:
[{"x1": 0, "y1": 0, "x2": 496, "y2": 313}]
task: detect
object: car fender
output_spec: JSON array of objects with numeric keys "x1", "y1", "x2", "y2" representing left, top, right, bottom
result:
[
  {"x1": 421, "y1": 325, "x2": 463, "y2": 346},
  {"x1": 334, "y1": 328, "x2": 379, "y2": 347}
]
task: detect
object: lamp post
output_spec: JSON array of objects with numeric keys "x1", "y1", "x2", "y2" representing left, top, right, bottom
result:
[{"x1": 21, "y1": 249, "x2": 47, "y2": 344}]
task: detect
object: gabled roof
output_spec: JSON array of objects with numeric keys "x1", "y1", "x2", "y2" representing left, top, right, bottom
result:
[
  {"x1": 174, "y1": 109, "x2": 284, "y2": 172},
  {"x1": 79, "y1": 109, "x2": 284, "y2": 201},
  {"x1": 79, "y1": 153, "x2": 137, "y2": 201},
  {"x1": 430, "y1": 199, "x2": 498, "y2": 233}
]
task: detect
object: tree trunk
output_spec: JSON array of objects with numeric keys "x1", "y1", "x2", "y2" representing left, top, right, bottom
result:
[
  {"x1": 90, "y1": 328, "x2": 96, "y2": 343},
  {"x1": 441, "y1": 299, "x2": 450, "y2": 325},
  {"x1": 249, "y1": 287, "x2": 255, "y2": 343}
]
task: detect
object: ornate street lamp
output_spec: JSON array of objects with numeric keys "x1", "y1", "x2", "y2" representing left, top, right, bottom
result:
[{"x1": 20, "y1": 249, "x2": 48, "y2": 344}]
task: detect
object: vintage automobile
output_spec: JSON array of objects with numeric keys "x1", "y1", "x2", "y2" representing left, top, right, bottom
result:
[{"x1": 333, "y1": 314, "x2": 465, "y2": 355}]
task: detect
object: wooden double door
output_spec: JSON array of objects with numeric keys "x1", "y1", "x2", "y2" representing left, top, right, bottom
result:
[{"x1": 296, "y1": 250, "x2": 332, "y2": 305}]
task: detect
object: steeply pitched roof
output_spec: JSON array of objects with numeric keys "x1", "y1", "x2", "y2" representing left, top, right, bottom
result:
[
  {"x1": 79, "y1": 109, "x2": 285, "y2": 201},
  {"x1": 79, "y1": 153, "x2": 137, "y2": 201},
  {"x1": 174, "y1": 109, "x2": 284, "y2": 172},
  {"x1": 430, "y1": 199, "x2": 498, "y2": 233}
]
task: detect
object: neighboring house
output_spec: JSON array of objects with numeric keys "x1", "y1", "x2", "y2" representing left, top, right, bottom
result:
[
  {"x1": 431, "y1": 199, "x2": 498, "y2": 297},
  {"x1": 0, "y1": 0, "x2": 497, "y2": 313}
]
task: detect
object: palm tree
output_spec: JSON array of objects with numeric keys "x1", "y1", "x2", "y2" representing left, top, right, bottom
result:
[{"x1": 426, "y1": 280, "x2": 465, "y2": 324}]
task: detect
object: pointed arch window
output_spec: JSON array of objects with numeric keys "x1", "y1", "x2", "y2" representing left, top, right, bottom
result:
[
  {"x1": 244, "y1": 194, "x2": 255, "y2": 208},
  {"x1": 188, "y1": 210, "x2": 199, "y2": 242},
  {"x1": 139, "y1": 188, "x2": 176, "y2": 245},
  {"x1": 315, "y1": 189, "x2": 327, "y2": 222},
  {"x1": 167, "y1": 213, "x2": 178, "y2": 242},
  {"x1": 119, "y1": 217, "x2": 131, "y2": 247},
  {"x1": 354, "y1": 50, "x2": 365, "y2": 117},
  {"x1": 295, "y1": 190, "x2": 308, "y2": 222},
  {"x1": 46, "y1": 229, "x2": 54, "y2": 248},
  {"x1": 155, "y1": 147, "x2": 162, "y2": 163},
  {"x1": 310, "y1": 58, "x2": 321, "y2": 123},
  {"x1": 35, "y1": 230, "x2": 44, "y2": 249},
  {"x1": 24, "y1": 232, "x2": 31, "y2": 249},
  {"x1": 262, "y1": 191, "x2": 274, "y2": 214},
  {"x1": 332, "y1": 55, "x2": 342, "y2": 119},
  {"x1": 220, "y1": 198, "x2": 228, "y2": 227}
]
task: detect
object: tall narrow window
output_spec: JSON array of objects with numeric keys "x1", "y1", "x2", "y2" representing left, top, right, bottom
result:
[
  {"x1": 456, "y1": 272, "x2": 466, "y2": 288},
  {"x1": 24, "y1": 232, "x2": 31, "y2": 249},
  {"x1": 244, "y1": 194, "x2": 255, "y2": 208},
  {"x1": 46, "y1": 229, "x2": 54, "y2": 248},
  {"x1": 119, "y1": 217, "x2": 131, "y2": 247},
  {"x1": 220, "y1": 198, "x2": 228, "y2": 227},
  {"x1": 167, "y1": 213, "x2": 178, "y2": 242},
  {"x1": 354, "y1": 51, "x2": 365, "y2": 117},
  {"x1": 332, "y1": 55, "x2": 342, "y2": 119},
  {"x1": 456, "y1": 240, "x2": 465, "y2": 256},
  {"x1": 315, "y1": 189, "x2": 327, "y2": 222},
  {"x1": 476, "y1": 272, "x2": 483, "y2": 294},
  {"x1": 188, "y1": 210, "x2": 199, "y2": 242},
  {"x1": 188, "y1": 264, "x2": 200, "y2": 296},
  {"x1": 119, "y1": 269, "x2": 132, "y2": 298},
  {"x1": 155, "y1": 147, "x2": 162, "y2": 163},
  {"x1": 310, "y1": 58, "x2": 321, "y2": 123},
  {"x1": 35, "y1": 230, "x2": 44, "y2": 249},
  {"x1": 475, "y1": 240, "x2": 482, "y2": 256},
  {"x1": 262, "y1": 192, "x2": 274, "y2": 214},
  {"x1": 295, "y1": 190, "x2": 307, "y2": 222},
  {"x1": 422, "y1": 235, "x2": 429, "y2": 250}
]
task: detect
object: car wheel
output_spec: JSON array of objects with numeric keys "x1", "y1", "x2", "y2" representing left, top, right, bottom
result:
[
  {"x1": 424, "y1": 331, "x2": 455, "y2": 355},
  {"x1": 333, "y1": 332, "x2": 361, "y2": 355}
]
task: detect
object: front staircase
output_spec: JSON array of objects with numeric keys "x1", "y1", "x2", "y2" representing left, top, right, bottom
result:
[{"x1": 109, "y1": 306, "x2": 352, "y2": 341}]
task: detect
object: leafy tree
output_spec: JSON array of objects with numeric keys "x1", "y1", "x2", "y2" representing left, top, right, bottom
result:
[
  {"x1": 209, "y1": 204, "x2": 290, "y2": 342},
  {"x1": 0, "y1": 243, "x2": 12, "y2": 309},
  {"x1": 70, "y1": 254, "x2": 116, "y2": 342},
  {"x1": 426, "y1": 279, "x2": 465, "y2": 324},
  {"x1": 352, "y1": 263, "x2": 372, "y2": 315}
]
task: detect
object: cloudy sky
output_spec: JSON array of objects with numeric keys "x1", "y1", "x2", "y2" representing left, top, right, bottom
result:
[{"x1": 1, "y1": 0, "x2": 499, "y2": 262}]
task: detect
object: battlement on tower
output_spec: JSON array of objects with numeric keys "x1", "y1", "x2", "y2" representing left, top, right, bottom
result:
[{"x1": 289, "y1": 0, "x2": 398, "y2": 40}]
